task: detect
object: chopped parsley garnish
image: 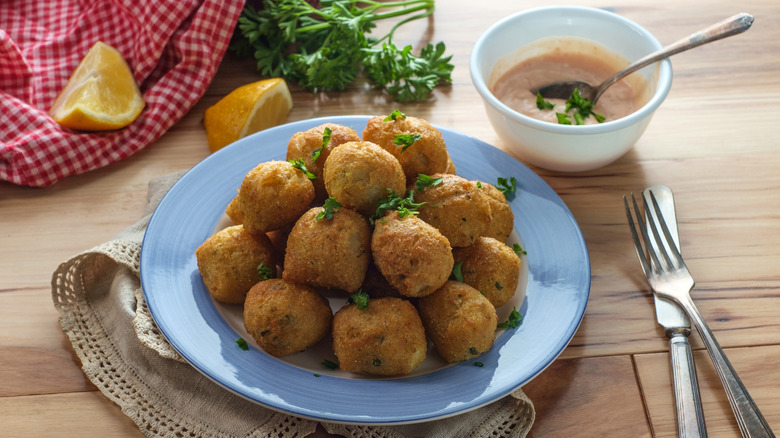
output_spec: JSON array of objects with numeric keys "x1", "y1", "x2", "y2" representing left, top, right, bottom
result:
[
  {"x1": 451, "y1": 260, "x2": 464, "y2": 282},
  {"x1": 474, "y1": 361, "x2": 484, "y2": 367},
  {"x1": 497, "y1": 307, "x2": 523, "y2": 329},
  {"x1": 384, "y1": 109, "x2": 407, "y2": 121},
  {"x1": 322, "y1": 359, "x2": 339, "y2": 370},
  {"x1": 513, "y1": 243, "x2": 527, "y2": 256},
  {"x1": 311, "y1": 127, "x2": 332, "y2": 162},
  {"x1": 235, "y1": 338, "x2": 250, "y2": 350},
  {"x1": 370, "y1": 189, "x2": 426, "y2": 226},
  {"x1": 348, "y1": 289, "x2": 370, "y2": 310},
  {"x1": 393, "y1": 133, "x2": 422, "y2": 152},
  {"x1": 415, "y1": 174, "x2": 443, "y2": 192},
  {"x1": 289, "y1": 158, "x2": 316, "y2": 179},
  {"x1": 556, "y1": 113, "x2": 572, "y2": 125},
  {"x1": 496, "y1": 176, "x2": 517, "y2": 196},
  {"x1": 257, "y1": 263, "x2": 275, "y2": 280},
  {"x1": 536, "y1": 92, "x2": 555, "y2": 110},
  {"x1": 316, "y1": 197, "x2": 342, "y2": 221}
]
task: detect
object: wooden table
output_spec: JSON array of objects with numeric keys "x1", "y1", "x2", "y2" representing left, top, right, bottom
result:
[{"x1": 2, "y1": 0, "x2": 779, "y2": 436}]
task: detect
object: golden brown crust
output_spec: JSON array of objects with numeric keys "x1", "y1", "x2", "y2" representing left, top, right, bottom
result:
[
  {"x1": 417, "y1": 281, "x2": 498, "y2": 363},
  {"x1": 286, "y1": 123, "x2": 361, "y2": 202},
  {"x1": 480, "y1": 183, "x2": 514, "y2": 243},
  {"x1": 195, "y1": 224, "x2": 277, "y2": 304},
  {"x1": 371, "y1": 211, "x2": 453, "y2": 298},
  {"x1": 452, "y1": 236, "x2": 521, "y2": 307},
  {"x1": 332, "y1": 297, "x2": 426, "y2": 376},
  {"x1": 237, "y1": 160, "x2": 315, "y2": 235},
  {"x1": 282, "y1": 206, "x2": 371, "y2": 292},
  {"x1": 323, "y1": 141, "x2": 406, "y2": 216},
  {"x1": 243, "y1": 279, "x2": 333, "y2": 357},
  {"x1": 362, "y1": 115, "x2": 449, "y2": 184},
  {"x1": 413, "y1": 173, "x2": 492, "y2": 247}
]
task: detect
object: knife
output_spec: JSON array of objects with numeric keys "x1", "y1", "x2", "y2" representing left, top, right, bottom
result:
[{"x1": 644, "y1": 185, "x2": 707, "y2": 438}]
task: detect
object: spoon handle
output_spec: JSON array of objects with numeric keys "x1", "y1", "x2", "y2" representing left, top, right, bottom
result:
[{"x1": 594, "y1": 13, "x2": 754, "y2": 102}]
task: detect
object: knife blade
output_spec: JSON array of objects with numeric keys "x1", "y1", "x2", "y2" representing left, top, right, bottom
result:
[{"x1": 644, "y1": 184, "x2": 707, "y2": 438}]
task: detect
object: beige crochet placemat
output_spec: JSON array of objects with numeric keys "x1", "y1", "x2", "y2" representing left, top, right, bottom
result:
[{"x1": 51, "y1": 171, "x2": 536, "y2": 438}]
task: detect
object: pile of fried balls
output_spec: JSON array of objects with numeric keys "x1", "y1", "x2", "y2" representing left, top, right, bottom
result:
[{"x1": 195, "y1": 112, "x2": 522, "y2": 376}]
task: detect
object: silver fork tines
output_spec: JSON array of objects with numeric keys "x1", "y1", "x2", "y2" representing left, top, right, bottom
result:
[{"x1": 624, "y1": 192, "x2": 775, "y2": 438}]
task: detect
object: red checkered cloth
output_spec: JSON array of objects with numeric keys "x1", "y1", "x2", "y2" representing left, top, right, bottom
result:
[{"x1": 0, "y1": 0, "x2": 244, "y2": 187}]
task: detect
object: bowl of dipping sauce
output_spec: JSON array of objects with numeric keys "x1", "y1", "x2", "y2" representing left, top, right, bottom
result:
[{"x1": 470, "y1": 6, "x2": 672, "y2": 172}]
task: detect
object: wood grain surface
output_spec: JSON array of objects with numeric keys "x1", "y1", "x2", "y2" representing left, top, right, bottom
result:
[{"x1": 2, "y1": 0, "x2": 779, "y2": 437}]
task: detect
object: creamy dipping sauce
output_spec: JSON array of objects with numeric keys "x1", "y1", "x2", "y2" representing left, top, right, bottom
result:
[{"x1": 489, "y1": 37, "x2": 651, "y2": 124}]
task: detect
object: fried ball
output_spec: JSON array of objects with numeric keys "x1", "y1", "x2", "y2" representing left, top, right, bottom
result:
[
  {"x1": 286, "y1": 123, "x2": 362, "y2": 202},
  {"x1": 283, "y1": 206, "x2": 371, "y2": 292},
  {"x1": 371, "y1": 211, "x2": 453, "y2": 298},
  {"x1": 195, "y1": 225, "x2": 277, "y2": 304},
  {"x1": 480, "y1": 182, "x2": 514, "y2": 243},
  {"x1": 332, "y1": 297, "x2": 426, "y2": 376},
  {"x1": 452, "y1": 236, "x2": 521, "y2": 308},
  {"x1": 418, "y1": 281, "x2": 498, "y2": 363},
  {"x1": 243, "y1": 279, "x2": 333, "y2": 357},
  {"x1": 413, "y1": 173, "x2": 492, "y2": 247},
  {"x1": 362, "y1": 114, "x2": 449, "y2": 183},
  {"x1": 323, "y1": 141, "x2": 406, "y2": 216},
  {"x1": 237, "y1": 160, "x2": 315, "y2": 235},
  {"x1": 225, "y1": 192, "x2": 243, "y2": 224}
]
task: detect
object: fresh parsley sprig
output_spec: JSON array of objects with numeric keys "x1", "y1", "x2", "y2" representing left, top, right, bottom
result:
[
  {"x1": 257, "y1": 263, "x2": 275, "y2": 280},
  {"x1": 348, "y1": 289, "x2": 370, "y2": 310},
  {"x1": 415, "y1": 174, "x2": 443, "y2": 192},
  {"x1": 289, "y1": 158, "x2": 317, "y2": 179},
  {"x1": 232, "y1": 0, "x2": 453, "y2": 103},
  {"x1": 316, "y1": 197, "x2": 342, "y2": 221},
  {"x1": 370, "y1": 189, "x2": 425, "y2": 226},
  {"x1": 496, "y1": 176, "x2": 517, "y2": 197},
  {"x1": 497, "y1": 307, "x2": 523, "y2": 329},
  {"x1": 393, "y1": 133, "x2": 421, "y2": 152},
  {"x1": 312, "y1": 127, "x2": 332, "y2": 162}
]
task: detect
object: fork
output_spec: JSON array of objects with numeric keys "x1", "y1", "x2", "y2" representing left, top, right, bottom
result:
[{"x1": 625, "y1": 192, "x2": 775, "y2": 438}]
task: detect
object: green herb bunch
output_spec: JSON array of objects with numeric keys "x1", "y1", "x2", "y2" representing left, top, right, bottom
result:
[{"x1": 231, "y1": 0, "x2": 454, "y2": 103}]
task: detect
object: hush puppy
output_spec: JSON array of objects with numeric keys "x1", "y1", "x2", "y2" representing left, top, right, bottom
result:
[
  {"x1": 286, "y1": 123, "x2": 362, "y2": 202},
  {"x1": 237, "y1": 160, "x2": 315, "y2": 235},
  {"x1": 413, "y1": 174, "x2": 492, "y2": 247},
  {"x1": 243, "y1": 279, "x2": 333, "y2": 357},
  {"x1": 480, "y1": 182, "x2": 514, "y2": 243},
  {"x1": 418, "y1": 281, "x2": 498, "y2": 363},
  {"x1": 195, "y1": 225, "x2": 277, "y2": 304},
  {"x1": 371, "y1": 211, "x2": 453, "y2": 298},
  {"x1": 283, "y1": 205, "x2": 371, "y2": 292},
  {"x1": 332, "y1": 297, "x2": 427, "y2": 376},
  {"x1": 323, "y1": 141, "x2": 406, "y2": 216},
  {"x1": 452, "y1": 236, "x2": 521, "y2": 308},
  {"x1": 362, "y1": 114, "x2": 449, "y2": 183}
]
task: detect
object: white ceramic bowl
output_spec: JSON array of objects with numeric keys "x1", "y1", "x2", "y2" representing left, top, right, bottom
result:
[{"x1": 470, "y1": 6, "x2": 673, "y2": 172}]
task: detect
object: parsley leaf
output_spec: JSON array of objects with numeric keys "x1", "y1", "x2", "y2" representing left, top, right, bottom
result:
[
  {"x1": 393, "y1": 133, "x2": 422, "y2": 152},
  {"x1": 370, "y1": 189, "x2": 425, "y2": 226},
  {"x1": 322, "y1": 359, "x2": 339, "y2": 370},
  {"x1": 415, "y1": 174, "x2": 443, "y2": 192},
  {"x1": 316, "y1": 197, "x2": 342, "y2": 221},
  {"x1": 451, "y1": 260, "x2": 464, "y2": 282},
  {"x1": 235, "y1": 338, "x2": 250, "y2": 350},
  {"x1": 512, "y1": 243, "x2": 527, "y2": 256},
  {"x1": 257, "y1": 263, "x2": 275, "y2": 280},
  {"x1": 312, "y1": 127, "x2": 332, "y2": 162},
  {"x1": 289, "y1": 158, "x2": 316, "y2": 179},
  {"x1": 384, "y1": 109, "x2": 406, "y2": 122},
  {"x1": 556, "y1": 113, "x2": 572, "y2": 125},
  {"x1": 496, "y1": 176, "x2": 517, "y2": 196},
  {"x1": 536, "y1": 92, "x2": 555, "y2": 110},
  {"x1": 348, "y1": 290, "x2": 370, "y2": 310},
  {"x1": 497, "y1": 307, "x2": 523, "y2": 329}
]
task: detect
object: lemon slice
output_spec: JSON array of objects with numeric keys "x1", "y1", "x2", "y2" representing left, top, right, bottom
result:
[
  {"x1": 203, "y1": 78, "x2": 293, "y2": 152},
  {"x1": 49, "y1": 41, "x2": 145, "y2": 131}
]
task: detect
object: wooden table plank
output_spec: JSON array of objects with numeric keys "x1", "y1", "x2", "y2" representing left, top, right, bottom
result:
[{"x1": 635, "y1": 345, "x2": 780, "y2": 437}]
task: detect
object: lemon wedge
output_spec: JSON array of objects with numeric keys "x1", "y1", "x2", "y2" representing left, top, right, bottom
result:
[
  {"x1": 49, "y1": 41, "x2": 145, "y2": 131},
  {"x1": 203, "y1": 78, "x2": 293, "y2": 152}
]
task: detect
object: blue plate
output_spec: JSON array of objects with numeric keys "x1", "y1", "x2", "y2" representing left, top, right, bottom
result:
[{"x1": 140, "y1": 115, "x2": 590, "y2": 425}]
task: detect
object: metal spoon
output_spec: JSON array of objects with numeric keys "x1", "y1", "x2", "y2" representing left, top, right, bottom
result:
[{"x1": 532, "y1": 13, "x2": 754, "y2": 104}]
